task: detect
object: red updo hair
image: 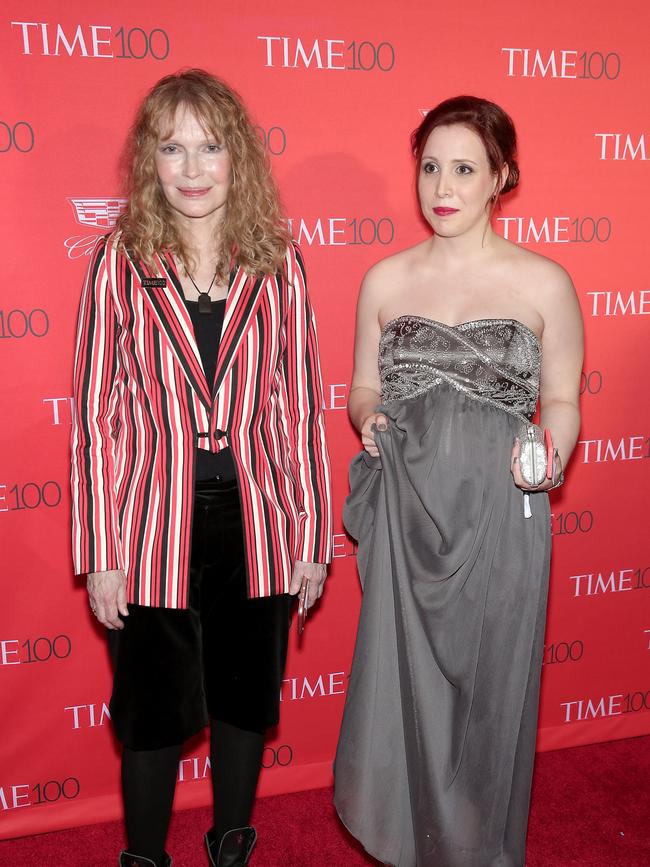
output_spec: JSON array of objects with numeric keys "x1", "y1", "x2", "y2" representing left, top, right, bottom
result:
[{"x1": 412, "y1": 96, "x2": 520, "y2": 200}]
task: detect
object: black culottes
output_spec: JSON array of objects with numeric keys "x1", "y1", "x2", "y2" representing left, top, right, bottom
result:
[{"x1": 108, "y1": 478, "x2": 292, "y2": 750}]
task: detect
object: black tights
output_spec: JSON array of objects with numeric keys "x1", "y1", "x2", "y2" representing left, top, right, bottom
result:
[
  {"x1": 210, "y1": 719, "x2": 265, "y2": 842},
  {"x1": 122, "y1": 742, "x2": 180, "y2": 865},
  {"x1": 122, "y1": 720, "x2": 264, "y2": 865}
]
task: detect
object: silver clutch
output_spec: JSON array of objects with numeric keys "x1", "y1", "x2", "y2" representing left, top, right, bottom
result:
[{"x1": 518, "y1": 424, "x2": 547, "y2": 486}]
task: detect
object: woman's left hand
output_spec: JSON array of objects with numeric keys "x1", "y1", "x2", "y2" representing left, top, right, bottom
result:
[
  {"x1": 289, "y1": 560, "x2": 327, "y2": 609},
  {"x1": 510, "y1": 438, "x2": 562, "y2": 492}
]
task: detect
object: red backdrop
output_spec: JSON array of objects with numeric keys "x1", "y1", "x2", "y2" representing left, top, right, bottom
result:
[{"x1": 1, "y1": 0, "x2": 649, "y2": 839}]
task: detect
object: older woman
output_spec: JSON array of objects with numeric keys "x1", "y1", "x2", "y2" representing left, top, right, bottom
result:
[
  {"x1": 71, "y1": 69, "x2": 332, "y2": 867},
  {"x1": 335, "y1": 96, "x2": 583, "y2": 866}
]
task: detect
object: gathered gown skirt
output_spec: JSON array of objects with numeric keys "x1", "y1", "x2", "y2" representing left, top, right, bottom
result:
[{"x1": 334, "y1": 379, "x2": 551, "y2": 867}]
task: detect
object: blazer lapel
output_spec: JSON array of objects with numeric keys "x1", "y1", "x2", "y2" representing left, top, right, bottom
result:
[
  {"x1": 128, "y1": 251, "x2": 212, "y2": 408},
  {"x1": 212, "y1": 266, "x2": 267, "y2": 397}
]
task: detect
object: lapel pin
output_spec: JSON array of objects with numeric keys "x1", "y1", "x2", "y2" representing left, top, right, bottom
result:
[{"x1": 142, "y1": 277, "x2": 167, "y2": 289}]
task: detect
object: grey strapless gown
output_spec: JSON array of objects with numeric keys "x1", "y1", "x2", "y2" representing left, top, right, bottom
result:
[{"x1": 334, "y1": 316, "x2": 551, "y2": 867}]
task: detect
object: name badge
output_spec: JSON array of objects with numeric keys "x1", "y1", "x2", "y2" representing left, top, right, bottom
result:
[{"x1": 142, "y1": 277, "x2": 167, "y2": 289}]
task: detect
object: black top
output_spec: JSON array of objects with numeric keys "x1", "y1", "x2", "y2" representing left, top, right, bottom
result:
[{"x1": 185, "y1": 298, "x2": 237, "y2": 482}]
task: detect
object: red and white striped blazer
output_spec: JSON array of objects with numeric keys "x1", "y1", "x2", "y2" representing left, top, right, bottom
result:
[{"x1": 71, "y1": 234, "x2": 332, "y2": 608}]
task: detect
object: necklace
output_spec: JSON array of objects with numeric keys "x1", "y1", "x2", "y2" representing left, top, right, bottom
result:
[{"x1": 186, "y1": 267, "x2": 218, "y2": 315}]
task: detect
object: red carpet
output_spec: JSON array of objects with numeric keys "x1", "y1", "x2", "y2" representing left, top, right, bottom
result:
[{"x1": 1, "y1": 736, "x2": 648, "y2": 866}]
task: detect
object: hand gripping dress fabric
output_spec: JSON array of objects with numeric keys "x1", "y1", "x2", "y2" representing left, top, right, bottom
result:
[{"x1": 334, "y1": 316, "x2": 551, "y2": 867}]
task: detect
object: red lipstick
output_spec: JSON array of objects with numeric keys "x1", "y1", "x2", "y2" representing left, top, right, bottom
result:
[{"x1": 433, "y1": 207, "x2": 458, "y2": 216}]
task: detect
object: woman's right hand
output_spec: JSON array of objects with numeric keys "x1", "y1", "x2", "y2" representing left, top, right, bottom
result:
[
  {"x1": 361, "y1": 412, "x2": 388, "y2": 457},
  {"x1": 87, "y1": 569, "x2": 129, "y2": 630}
]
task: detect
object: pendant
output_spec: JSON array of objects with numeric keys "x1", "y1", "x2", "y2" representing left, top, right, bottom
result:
[{"x1": 197, "y1": 291, "x2": 213, "y2": 315}]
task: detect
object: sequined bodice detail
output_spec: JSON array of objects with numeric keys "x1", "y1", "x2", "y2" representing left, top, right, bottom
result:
[{"x1": 379, "y1": 316, "x2": 541, "y2": 421}]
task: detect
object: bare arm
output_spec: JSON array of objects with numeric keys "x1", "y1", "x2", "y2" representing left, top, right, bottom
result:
[
  {"x1": 537, "y1": 269, "x2": 584, "y2": 469},
  {"x1": 348, "y1": 268, "x2": 388, "y2": 456},
  {"x1": 511, "y1": 265, "x2": 583, "y2": 491}
]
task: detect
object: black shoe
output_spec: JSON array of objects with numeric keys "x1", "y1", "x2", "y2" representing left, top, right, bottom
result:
[
  {"x1": 205, "y1": 826, "x2": 257, "y2": 866},
  {"x1": 119, "y1": 852, "x2": 172, "y2": 867}
]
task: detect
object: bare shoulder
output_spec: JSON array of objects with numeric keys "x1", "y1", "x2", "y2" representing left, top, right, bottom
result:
[
  {"x1": 504, "y1": 241, "x2": 576, "y2": 309},
  {"x1": 360, "y1": 241, "x2": 428, "y2": 301}
]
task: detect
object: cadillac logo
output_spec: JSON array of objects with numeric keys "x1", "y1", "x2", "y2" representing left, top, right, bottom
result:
[{"x1": 67, "y1": 197, "x2": 128, "y2": 229}]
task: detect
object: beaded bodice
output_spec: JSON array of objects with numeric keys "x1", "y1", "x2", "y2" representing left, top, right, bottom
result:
[{"x1": 379, "y1": 316, "x2": 541, "y2": 421}]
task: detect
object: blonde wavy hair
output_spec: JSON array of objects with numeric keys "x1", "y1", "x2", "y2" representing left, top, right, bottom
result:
[{"x1": 118, "y1": 68, "x2": 289, "y2": 281}]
